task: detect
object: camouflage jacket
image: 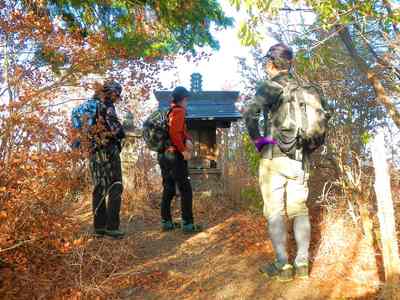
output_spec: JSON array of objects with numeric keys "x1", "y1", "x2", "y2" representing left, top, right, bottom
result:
[
  {"x1": 244, "y1": 72, "x2": 330, "y2": 161},
  {"x1": 244, "y1": 72, "x2": 294, "y2": 142},
  {"x1": 95, "y1": 98, "x2": 126, "y2": 151}
]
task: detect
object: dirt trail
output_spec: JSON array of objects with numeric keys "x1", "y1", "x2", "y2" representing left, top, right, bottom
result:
[{"x1": 74, "y1": 196, "x2": 382, "y2": 300}]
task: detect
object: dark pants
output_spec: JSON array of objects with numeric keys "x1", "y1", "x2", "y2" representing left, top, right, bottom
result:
[
  {"x1": 158, "y1": 151, "x2": 193, "y2": 224},
  {"x1": 89, "y1": 145, "x2": 123, "y2": 230}
]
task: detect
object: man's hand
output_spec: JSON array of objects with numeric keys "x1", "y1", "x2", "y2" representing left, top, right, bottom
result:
[
  {"x1": 182, "y1": 150, "x2": 192, "y2": 161},
  {"x1": 186, "y1": 140, "x2": 194, "y2": 151},
  {"x1": 183, "y1": 140, "x2": 194, "y2": 160}
]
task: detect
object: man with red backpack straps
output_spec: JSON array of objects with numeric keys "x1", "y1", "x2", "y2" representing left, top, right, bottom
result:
[{"x1": 158, "y1": 86, "x2": 202, "y2": 233}]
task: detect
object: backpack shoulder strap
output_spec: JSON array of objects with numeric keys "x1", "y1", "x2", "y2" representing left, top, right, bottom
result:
[
  {"x1": 165, "y1": 106, "x2": 174, "y2": 123},
  {"x1": 166, "y1": 105, "x2": 182, "y2": 122},
  {"x1": 167, "y1": 106, "x2": 175, "y2": 116},
  {"x1": 282, "y1": 81, "x2": 301, "y2": 98},
  {"x1": 93, "y1": 99, "x2": 107, "y2": 127}
]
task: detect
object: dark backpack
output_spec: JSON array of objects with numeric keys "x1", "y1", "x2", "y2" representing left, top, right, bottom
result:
[
  {"x1": 269, "y1": 83, "x2": 329, "y2": 156},
  {"x1": 70, "y1": 99, "x2": 100, "y2": 148},
  {"x1": 142, "y1": 108, "x2": 172, "y2": 153}
]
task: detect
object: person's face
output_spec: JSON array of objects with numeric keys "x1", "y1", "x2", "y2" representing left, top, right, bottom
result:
[
  {"x1": 180, "y1": 97, "x2": 188, "y2": 108},
  {"x1": 265, "y1": 60, "x2": 279, "y2": 77},
  {"x1": 110, "y1": 91, "x2": 121, "y2": 103},
  {"x1": 265, "y1": 59, "x2": 292, "y2": 78}
]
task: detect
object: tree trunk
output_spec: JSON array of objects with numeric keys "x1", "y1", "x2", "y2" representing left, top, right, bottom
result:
[
  {"x1": 370, "y1": 130, "x2": 400, "y2": 283},
  {"x1": 337, "y1": 25, "x2": 400, "y2": 129}
]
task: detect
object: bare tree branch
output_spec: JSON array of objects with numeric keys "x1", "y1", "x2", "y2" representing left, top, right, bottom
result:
[
  {"x1": 337, "y1": 25, "x2": 400, "y2": 129},
  {"x1": 353, "y1": 23, "x2": 400, "y2": 80},
  {"x1": 0, "y1": 239, "x2": 37, "y2": 253},
  {"x1": 279, "y1": 8, "x2": 313, "y2": 12}
]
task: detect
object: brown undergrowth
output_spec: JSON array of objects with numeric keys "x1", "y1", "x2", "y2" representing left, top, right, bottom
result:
[
  {"x1": 45, "y1": 188, "x2": 391, "y2": 298},
  {"x1": 2, "y1": 161, "x2": 398, "y2": 299},
  {"x1": 60, "y1": 193, "x2": 383, "y2": 300}
]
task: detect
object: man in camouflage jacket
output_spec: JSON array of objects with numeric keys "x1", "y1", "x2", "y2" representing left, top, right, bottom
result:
[
  {"x1": 90, "y1": 81, "x2": 126, "y2": 239},
  {"x1": 244, "y1": 44, "x2": 317, "y2": 281}
]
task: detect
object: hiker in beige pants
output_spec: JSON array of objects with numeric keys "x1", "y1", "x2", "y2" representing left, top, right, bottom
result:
[
  {"x1": 259, "y1": 155, "x2": 309, "y2": 221},
  {"x1": 243, "y1": 43, "x2": 327, "y2": 282}
]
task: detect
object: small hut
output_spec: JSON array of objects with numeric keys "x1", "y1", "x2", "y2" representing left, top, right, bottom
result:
[{"x1": 154, "y1": 73, "x2": 241, "y2": 191}]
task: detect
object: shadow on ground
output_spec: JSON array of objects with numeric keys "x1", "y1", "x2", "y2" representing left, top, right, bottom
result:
[{"x1": 70, "y1": 192, "x2": 382, "y2": 300}]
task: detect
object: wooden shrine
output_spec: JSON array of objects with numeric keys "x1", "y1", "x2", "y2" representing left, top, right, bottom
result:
[{"x1": 154, "y1": 73, "x2": 241, "y2": 192}]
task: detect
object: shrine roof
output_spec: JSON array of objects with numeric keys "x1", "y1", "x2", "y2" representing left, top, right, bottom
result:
[{"x1": 154, "y1": 91, "x2": 242, "y2": 121}]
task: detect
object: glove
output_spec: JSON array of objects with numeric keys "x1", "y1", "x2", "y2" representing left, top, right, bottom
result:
[
  {"x1": 185, "y1": 140, "x2": 194, "y2": 151},
  {"x1": 305, "y1": 135, "x2": 325, "y2": 153},
  {"x1": 182, "y1": 150, "x2": 192, "y2": 161},
  {"x1": 254, "y1": 137, "x2": 277, "y2": 152}
]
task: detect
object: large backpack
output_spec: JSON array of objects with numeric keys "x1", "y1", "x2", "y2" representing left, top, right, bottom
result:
[
  {"x1": 142, "y1": 108, "x2": 172, "y2": 153},
  {"x1": 269, "y1": 83, "x2": 328, "y2": 156},
  {"x1": 70, "y1": 99, "x2": 100, "y2": 148}
]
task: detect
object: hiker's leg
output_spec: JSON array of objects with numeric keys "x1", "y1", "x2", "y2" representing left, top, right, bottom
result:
[
  {"x1": 160, "y1": 177, "x2": 175, "y2": 222},
  {"x1": 90, "y1": 152, "x2": 107, "y2": 230},
  {"x1": 286, "y1": 162, "x2": 310, "y2": 265},
  {"x1": 107, "y1": 146, "x2": 123, "y2": 231},
  {"x1": 259, "y1": 158, "x2": 288, "y2": 263},
  {"x1": 293, "y1": 215, "x2": 311, "y2": 265},
  {"x1": 92, "y1": 184, "x2": 107, "y2": 229},
  {"x1": 173, "y1": 153, "x2": 193, "y2": 224},
  {"x1": 268, "y1": 214, "x2": 289, "y2": 263},
  {"x1": 159, "y1": 153, "x2": 176, "y2": 222}
]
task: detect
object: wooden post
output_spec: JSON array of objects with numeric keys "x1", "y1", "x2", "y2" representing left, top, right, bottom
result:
[{"x1": 370, "y1": 130, "x2": 400, "y2": 282}]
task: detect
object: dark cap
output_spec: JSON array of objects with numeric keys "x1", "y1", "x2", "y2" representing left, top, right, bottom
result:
[
  {"x1": 265, "y1": 43, "x2": 294, "y2": 70},
  {"x1": 172, "y1": 86, "x2": 190, "y2": 103},
  {"x1": 103, "y1": 80, "x2": 122, "y2": 96}
]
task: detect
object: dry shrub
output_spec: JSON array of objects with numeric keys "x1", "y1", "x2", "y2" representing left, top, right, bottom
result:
[
  {"x1": 379, "y1": 283, "x2": 400, "y2": 300},
  {"x1": 217, "y1": 125, "x2": 263, "y2": 212},
  {"x1": 121, "y1": 137, "x2": 162, "y2": 218},
  {"x1": 0, "y1": 2, "x2": 171, "y2": 296},
  {"x1": 0, "y1": 106, "x2": 82, "y2": 298},
  {"x1": 311, "y1": 205, "x2": 378, "y2": 281},
  {"x1": 0, "y1": 5, "x2": 109, "y2": 297},
  {"x1": 222, "y1": 161, "x2": 261, "y2": 211},
  {"x1": 308, "y1": 150, "x2": 379, "y2": 281}
]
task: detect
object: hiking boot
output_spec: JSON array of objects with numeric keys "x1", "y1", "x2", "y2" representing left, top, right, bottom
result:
[
  {"x1": 295, "y1": 262, "x2": 309, "y2": 279},
  {"x1": 161, "y1": 220, "x2": 181, "y2": 231},
  {"x1": 105, "y1": 229, "x2": 125, "y2": 239},
  {"x1": 259, "y1": 261, "x2": 294, "y2": 282},
  {"x1": 93, "y1": 228, "x2": 106, "y2": 236},
  {"x1": 182, "y1": 223, "x2": 203, "y2": 233}
]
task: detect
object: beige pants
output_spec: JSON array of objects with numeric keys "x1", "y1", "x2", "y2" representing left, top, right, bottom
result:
[{"x1": 259, "y1": 156, "x2": 309, "y2": 220}]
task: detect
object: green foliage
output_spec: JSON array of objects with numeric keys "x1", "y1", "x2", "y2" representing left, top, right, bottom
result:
[
  {"x1": 231, "y1": 0, "x2": 284, "y2": 46},
  {"x1": 231, "y1": 0, "x2": 399, "y2": 47},
  {"x1": 43, "y1": 0, "x2": 233, "y2": 58},
  {"x1": 361, "y1": 131, "x2": 373, "y2": 146},
  {"x1": 234, "y1": 0, "x2": 400, "y2": 165},
  {"x1": 229, "y1": 0, "x2": 283, "y2": 14},
  {"x1": 240, "y1": 186, "x2": 263, "y2": 212},
  {"x1": 242, "y1": 133, "x2": 260, "y2": 176},
  {"x1": 294, "y1": 36, "x2": 347, "y2": 77},
  {"x1": 238, "y1": 19, "x2": 260, "y2": 46},
  {"x1": 304, "y1": 0, "x2": 400, "y2": 31}
]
